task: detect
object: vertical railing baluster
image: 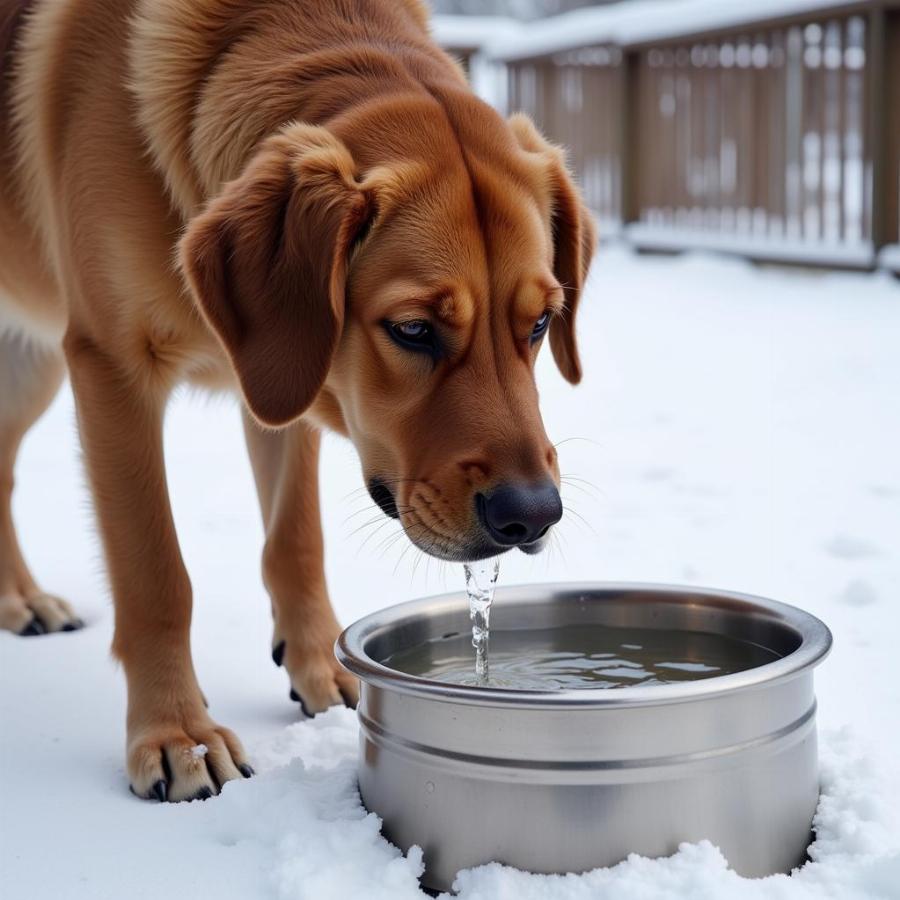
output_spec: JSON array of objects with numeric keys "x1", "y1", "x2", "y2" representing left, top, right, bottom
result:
[
  {"x1": 887, "y1": 10, "x2": 900, "y2": 248},
  {"x1": 769, "y1": 28, "x2": 786, "y2": 238},
  {"x1": 752, "y1": 32, "x2": 768, "y2": 235},
  {"x1": 720, "y1": 39, "x2": 733, "y2": 232},
  {"x1": 866, "y1": 5, "x2": 888, "y2": 252},
  {"x1": 707, "y1": 43, "x2": 721, "y2": 231},
  {"x1": 836, "y1": 19, "x2": 847, "y2": 242}
]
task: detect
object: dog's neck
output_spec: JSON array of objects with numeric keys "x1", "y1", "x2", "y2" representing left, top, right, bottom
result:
[{"x1": 129, "y1": 0, "x2": 473, "y2": 218}]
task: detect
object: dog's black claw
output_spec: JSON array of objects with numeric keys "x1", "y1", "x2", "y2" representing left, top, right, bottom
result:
[
  {"x1": 152, "y1": 779, "x2": 168, "y2": 803},
  {"x1": 62, "y1": 618, "x2": 85, "y2": 632},
  {"x1": 19, "y1": 617, "x2": 46, "y2": 636},
  {"x1": 238, "y1": 764, "x2": 255, "y2": 779},
  {"x1": 192, "y1": 786, "x2": 214, "y2": 801},
  {"x1": 272, "y1": 641, "x2": 285, "y2": 667},
  {"x1": 289, "y1": 687, "x2": 315, "y2": 718},
  {"x1": 339, "y1": 688, "x2": 358, "y2": 710}
]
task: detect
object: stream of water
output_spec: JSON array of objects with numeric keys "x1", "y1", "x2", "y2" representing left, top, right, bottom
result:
[{"x1": 462, "y1": 557, "x2": 500, "y2": 682}]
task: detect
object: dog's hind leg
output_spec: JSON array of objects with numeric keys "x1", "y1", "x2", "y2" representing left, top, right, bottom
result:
[
  {"x1": 0, "y1": 327, "x2": 82, "y2": 634},
  {"x1": 242, "y1": 412, "x2": 359, "y2": 715}
]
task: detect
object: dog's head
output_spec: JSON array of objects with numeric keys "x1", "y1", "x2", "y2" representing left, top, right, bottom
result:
[{"x1": 180, "y1": 98, "x2": 595, "y2": 562}]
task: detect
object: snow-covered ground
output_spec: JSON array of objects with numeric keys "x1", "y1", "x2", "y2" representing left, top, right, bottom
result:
[{"x1": 2, "y1": 248, "x2": 899, "y2": 899}]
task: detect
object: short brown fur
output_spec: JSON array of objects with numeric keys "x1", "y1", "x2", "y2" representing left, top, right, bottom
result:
[{"x1": 0, "y1": 0, "x2": 595, "y2": 800}]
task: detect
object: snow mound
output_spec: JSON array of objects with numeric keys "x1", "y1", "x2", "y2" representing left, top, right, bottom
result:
[
  {"x1": 186, "y1": 709, "x2": 900, "y2": 900},
  {"x1": 215, "y1": 710, "x2": 425, "y2": 900}
]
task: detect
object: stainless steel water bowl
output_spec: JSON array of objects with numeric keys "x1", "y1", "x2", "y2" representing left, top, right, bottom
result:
[{"x1": 336, "y1": 583, "x2": 832, "y2": 893}]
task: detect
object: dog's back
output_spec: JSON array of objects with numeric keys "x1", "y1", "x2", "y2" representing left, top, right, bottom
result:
[{"x1": 0, "y1": 0, "x2": 454, "y2": 344}]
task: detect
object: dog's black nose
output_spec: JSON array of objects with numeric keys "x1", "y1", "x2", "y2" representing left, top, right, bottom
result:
[{"x1": 477, "y1": 482, "x2": 562, "y2": 547}]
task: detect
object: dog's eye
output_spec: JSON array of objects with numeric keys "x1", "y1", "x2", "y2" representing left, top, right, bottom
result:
[
  {"x1": 531, "y1": 310, "x2": 552, "y2": 342},
  {"x1": 395, "y1": 320, "x2": 429, "y2": 340},
  {"x1": 387, "y1": 319, "x2": 438, "y2": 354}
]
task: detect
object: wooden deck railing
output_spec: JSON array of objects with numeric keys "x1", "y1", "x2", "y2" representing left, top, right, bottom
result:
[{"x1": 436, "y1": 2, "x2": 900, "y2": 270}]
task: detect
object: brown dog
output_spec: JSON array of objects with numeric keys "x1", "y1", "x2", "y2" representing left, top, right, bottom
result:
[{"x1": 0, "y1": 0, "x2": 595, "y2": 801}]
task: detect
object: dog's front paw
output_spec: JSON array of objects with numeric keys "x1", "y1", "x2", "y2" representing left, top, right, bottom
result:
[
  {"x1": 127, "y1": 703, "x2": 253, "y2": 802},
  {"x1": 0, "y1": 591, "x2": 84, "y2": 635},
  {"x1": 271, "y1": 613, "x2": 358, "y2": 717}
]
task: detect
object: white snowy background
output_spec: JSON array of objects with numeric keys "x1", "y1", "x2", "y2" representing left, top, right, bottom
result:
[{"x1": 2, "y1": 248, "x2": 899, "y2": 898}]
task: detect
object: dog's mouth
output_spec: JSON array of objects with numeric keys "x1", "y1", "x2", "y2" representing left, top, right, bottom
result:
[
  {"x1": 518, "y1": 534, "x2": 551, "y2": 556},
  {"x1": 401, "y1": 530, "x2": 552, "y2": 563},
  {"x1": 367, "y1": 477, "x2": 554, "y2": 562}
]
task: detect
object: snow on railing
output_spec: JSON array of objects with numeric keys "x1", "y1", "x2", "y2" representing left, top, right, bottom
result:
[{"x1": 434, "y1": 1, "x2": 900, "y2": 271}]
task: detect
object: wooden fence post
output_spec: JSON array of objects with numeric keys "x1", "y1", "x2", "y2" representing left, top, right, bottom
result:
[
  {"x1": 883, "y1": 6, "x2": 900, "y2": 250},
  {"x1": 866, "y1": 3, "x2": 888, "y2": 252},
  {"x1": 619, "y1": 49, "x2": 641, "y2": 227}
]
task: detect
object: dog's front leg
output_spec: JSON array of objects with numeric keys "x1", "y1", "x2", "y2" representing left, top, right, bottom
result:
[
  {"x1": 243, "y1": 412, "x2": 358, "y2": 715},
  {"x1": 65, "y1": 330, "x2": 252, "y2": 801}
]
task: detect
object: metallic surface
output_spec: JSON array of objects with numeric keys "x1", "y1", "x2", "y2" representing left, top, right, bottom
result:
[{"x1": 336, "y1": 583, "x2": 832, "y2": 893}]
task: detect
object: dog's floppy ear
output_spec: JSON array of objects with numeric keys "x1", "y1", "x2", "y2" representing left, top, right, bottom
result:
[
  {"x1": 508, "y1": 113, "x2": 597, "y2": 385},
  {"x1": 180, "y1": 124, "x2": 372, "y2": 427}
]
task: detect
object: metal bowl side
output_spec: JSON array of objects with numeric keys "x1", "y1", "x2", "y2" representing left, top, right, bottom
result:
[{"x1": 335, "y1": 583, "x2": 832, "y2": 891}]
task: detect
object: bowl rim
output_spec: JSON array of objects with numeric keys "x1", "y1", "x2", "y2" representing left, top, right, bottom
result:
[{"x1": 335, "y1": 582, "x2": 832, "y2": 709}]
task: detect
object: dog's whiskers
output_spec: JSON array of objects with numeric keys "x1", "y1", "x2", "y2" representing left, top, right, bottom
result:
[
  {"x1": 560, "y1": 479, "x2": 599, "y2": 501},
  {"x1": 550, "y1": 529, "x2": 567, "y2": 566},
  {"x1": 348, "y1": 513, "x2": 392, "y2": 540},
  {"x1": 372, "y1": 522, "x2": 415, "y2": 556},
  {"x1": 347, "y1": 502, "x2": 413, "y2": 540},
  {"x1": 411, "y1": 543, "x2": 428, "y2": 580},
  {"x1": 553, "y1": 436, "x2": 601, "y2": 450},
  {"x1": 355, "y1": 517, "x2": 404, "y2": 556},
  {"x1": 563, "y1": 505, "x2": 598, "y2": 538},
  {"x1": 392, "y1": 536, "x2": 417, "y2": 575},
  {"x1": 342, "y1": 503, "x2": 382, "y2": 525},
  {"x1": 342, "y1": 485, "x2": 374, "y2": 503},
  {"x1": 560, "y1": 473, "x2": 603, "y2": 496},
  {"x1": 340, "y1": 476, "x2": 423, "y2": 505}
]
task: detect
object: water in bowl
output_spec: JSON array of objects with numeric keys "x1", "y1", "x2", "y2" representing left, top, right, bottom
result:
[{"x1": 382, "y1": 623, "x2": 782, "y2": 690}]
